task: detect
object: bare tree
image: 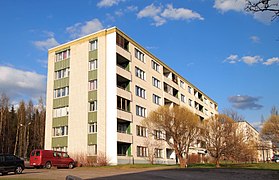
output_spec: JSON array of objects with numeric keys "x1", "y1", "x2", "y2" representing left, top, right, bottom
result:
[
  {"x1": 203, "y1": 114, "x2": 235, "y2": 168},
  {"x1": 261, "y1": 114, "x2": 279, "y2": 144},
  {"x1": 222, "y1": 108, "x2": 244, "y2": 122},
  {"x1": 245, "y1": 0, "x2": 279, "y2": 20},
  {"x1": 270, "y1": 106, "x2": 278, "y2": 115},
  {"x1": 144, "y1": 130, "x2": 164, "y2": 164},
  {"x1": 143, "y1": 105, "x2": 200, "y2": 168},
  {"x1": 0, "y1": 93, "x2": 10, "y2": 153}
]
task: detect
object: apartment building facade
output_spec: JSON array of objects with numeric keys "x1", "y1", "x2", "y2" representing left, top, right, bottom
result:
[{"x1": 45, "y1": 27, "x2": 218, "y2": 165}]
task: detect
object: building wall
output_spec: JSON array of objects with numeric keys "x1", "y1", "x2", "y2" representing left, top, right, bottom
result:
[{"x1": 45, "y1": 27, "x2": 218, "y2": 164}]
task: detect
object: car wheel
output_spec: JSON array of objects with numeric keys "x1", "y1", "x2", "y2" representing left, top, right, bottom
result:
[
  {"x1": 15, "y1": 165, "x2": 23, "y2": 174},
  {"x1": 45, "y1": 162, "x2": 52, "y2": 169},
  {"x1": 68, "y1": 162, "x2": 74, "y2": 169}
]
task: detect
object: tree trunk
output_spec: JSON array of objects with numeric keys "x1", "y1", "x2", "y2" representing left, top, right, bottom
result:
[
  {"x1": 178, "y1": 155, "x2": 187, "y2": 168},
  {"x1": 216, "y1": 158, "x2": 220, "y2": 168}
]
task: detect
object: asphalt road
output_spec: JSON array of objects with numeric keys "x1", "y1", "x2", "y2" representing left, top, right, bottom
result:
[{"x1": 1, "y1": 167, "x2": 278, "y2": 180}]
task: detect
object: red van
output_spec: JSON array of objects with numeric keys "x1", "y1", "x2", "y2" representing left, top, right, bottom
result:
[{"x1": 30, "y1": 149, "x2": 75, "y2": 169}]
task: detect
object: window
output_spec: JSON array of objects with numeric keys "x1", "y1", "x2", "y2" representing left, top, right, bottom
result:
[
  {"x1": 136, "y1": 105, "x2": 146, "y2": 117},
  {"x1": 181, "y1": 94, "x2": 185, "y2": 103},
  {"x1": 89, "y1": 101, "x2": 97, "y2": 111},
  {"x1": 188, "y1": 86, "x2": 192, "y2": 94},
  {"x1": 135, "y1": 86, "x2": 146, "y2": 99},
  {"x1": 204, "y1": 109, "x2": 208, "y2": 116},
  {"x1": 151, "y1": 60, "x2": 160, "y2": 72},
  {"x1": 88, "y1": 144, "x2": 97, "y2": 156},
  {"x1": 89, "y1": 40, "x2": 98, "y2": 51},
  {"x1": 137, "y1": 146, "x2": 147, "y2": 157},
  {"x1": 210, "y1": 102, "x2": 214, "y2": 108},
  {"x1": 152, "y1": 77, "x2": 161, "y2": 89},
  {"x1": 155, "y1": 148, "x2": 163, "y2": 158},
  {"x1": 89, "y1": 80, "x2": 97, "y2": 91},
  {"x1": 55, "y1": 68, "x2": 69, "y2": 80},
  {"x1": 136, "y1": 125, "x2": 147, "y2": 137},
  {"x1": 53, "y1": 126, "x2": 68, "y2": 137},
  {"x1": 135, "y1": 48, "x2": 144, "y2": 62},
  {"x1": 204, "y1": 97, "x2": 208, "y2": 105},
  {"x1": 55, "y1": 49, "x2": 70, "y2": 62},
  {"x1": 154, "y1": 130, "x2": 165, "y2": 140},
  {"x1": 89, "y1": 122, "x2": 97, "y2": 133},
  {"x1": 116, "y1": 33, "x2": 129, "y2": 51},
  {"x1": 54, "y1": 87, "x2": 69, "y2": 98},
  {"x1": 89, "y1": 59, "x2": 98, "y2": 70},
  {"x1": 153, "y1": 94, "x2": 161, "y2": 105},
  {"x1": 188, "y1": 99, "x2": 193, "y2": 107},
  {"x1": 53, "y1": 146, "x2": 68, "y2": 152},
  {"x1": 117, "y1": 96, "x2": 130, "y2": 112},
  {"x1": 180, "y1": 80, "x2": 185, "y2": 89},
  {"x1": 135, "y1": 67, "x2": 145, "y2": 80},
  {"x1": 53, "y1": 106, "x2": 69, "y2": 118}
]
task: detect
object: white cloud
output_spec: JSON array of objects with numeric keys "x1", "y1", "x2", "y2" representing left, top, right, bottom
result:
[
  {"x1": 214, "y1": 0, "x2": 246, "y2": 12},
  {"x1": 33, "y1": 32, "x2": 59, "y2": 51},
  {"x1": 224, "y1": 54, "x2": 240, "y2": 64},
  {"x1": 214, "y1": 0, "x2": 277, "y2": 23},
  {"x1": 0, "y1": 66, "x2": 46, "y2": 101},
  {"x1": 97, "y1": 0, "x2": 125, "y2": 8},
  {"x1": 137, "y1": 4, "x2": 203, "y2": 26},
  {"x1": 250, "y1": 35, "x2": 260, "y2": 43},
  {"x1": 224, "y1": 54, "x2": 279, "y2": 66},
  {"x1": 161, "y1": 4, "x2": 204, "y2": 21},
  {"x1": 241, "y1": 55, "x2": 263, "y2": 65},
  {"x1": 66, "y1": 18, "x2": 104, "y2": 39},
  {"x1": 263, "y1": 57, "x2": 279, "y2": 65},
  {"x1": 127, "y1": 5, "x2": 138, "y2": 12}
]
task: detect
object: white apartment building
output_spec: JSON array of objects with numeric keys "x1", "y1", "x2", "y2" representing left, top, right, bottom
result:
[
  {"x1": 237, "y1": 121, "x2": 273, "y2": 162},
  {"x1": 45, "y1": 27, "x2": 218, "y2": 165}
]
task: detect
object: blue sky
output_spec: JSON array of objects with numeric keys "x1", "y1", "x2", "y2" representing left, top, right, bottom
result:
[{"x1": 0, "y1": 0, "x2": 278, "y2": 129}]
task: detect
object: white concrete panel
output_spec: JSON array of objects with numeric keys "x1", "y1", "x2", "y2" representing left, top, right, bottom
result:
[{"x1": 106, "y1": 32, "x2": 117, "y2": 165}]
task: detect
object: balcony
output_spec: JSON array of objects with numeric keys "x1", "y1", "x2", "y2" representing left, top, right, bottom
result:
[
  {"x1": 117, "y1": 66, "x2": 131, "y2": 81},
  {"x1": 117, "y1": 132, "x2": 133, "y2": 144},
  {"x1": 117, "y1": 87, "x2": 131, "y2": 100},
  {"x1": 116, "y1": 44, "x2": 130, "y2": 60},
  {"x1": 117, "y1": 109, "x2": 132, "y2": 122}
]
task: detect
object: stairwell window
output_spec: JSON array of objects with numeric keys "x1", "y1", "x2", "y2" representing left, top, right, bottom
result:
[
  {"x1": 55, "y1": 49, "x2": 70, "y2": 62},
  {"x1": 89, "y1": 40, "x2": 98, "y2": 51},
  {"x1": 89, "y1": 101, "x2": 97, "y2": 112},
  {"x1": 55, "y1": 68, "x2": 69, "y2": 80},
  {"x1": 88, "y1": 122, "x2": 97, "y2": 133},
  {"x1": 89, "y1": 59, "x2": 98, "y2": 70},
  {"x1": 54, "y1": 87, "x2": 69, "y2": 98},
  {"x1": 89, "y1": 79, "x2": 97, "y2": 91},
  {"x1": 53, "y1": 126, "x2": 68, "y2": 137}
]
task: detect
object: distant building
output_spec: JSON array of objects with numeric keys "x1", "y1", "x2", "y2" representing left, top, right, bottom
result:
[
  {"x1": 45, "y1": 27, "x2": 218, "y2": 165},
  {"x1": 237, "y1": 121, "x2": 273, "y2": 162}
]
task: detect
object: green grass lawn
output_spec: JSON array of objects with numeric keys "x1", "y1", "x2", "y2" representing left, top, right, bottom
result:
[
  {"x1": 79, "y1": 162, "x2": 279, "y2": 171},
  {"x1": 188, "y1": 162, "x2": 279, "y2": 170}
]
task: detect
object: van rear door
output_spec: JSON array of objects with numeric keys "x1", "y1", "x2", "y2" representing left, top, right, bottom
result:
[{"x1": 30, "y1": 150, "x2": 41, "y2": 166}]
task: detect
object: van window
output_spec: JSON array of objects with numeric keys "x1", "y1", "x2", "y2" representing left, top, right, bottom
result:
[
  {"x1": 31, "y1": 151, "x2": 35, "y2": 156},
  {"x1": 36, "y1": 151, "x2": 40, "y2": 156},
  {"x1": 62, "y1": 153, "x2": 69, "y2": 158}
]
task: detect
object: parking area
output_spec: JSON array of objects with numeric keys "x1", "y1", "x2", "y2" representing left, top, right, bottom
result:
[{"x1": 1, "y1": 167, "x2": 279, "y2": 180}]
